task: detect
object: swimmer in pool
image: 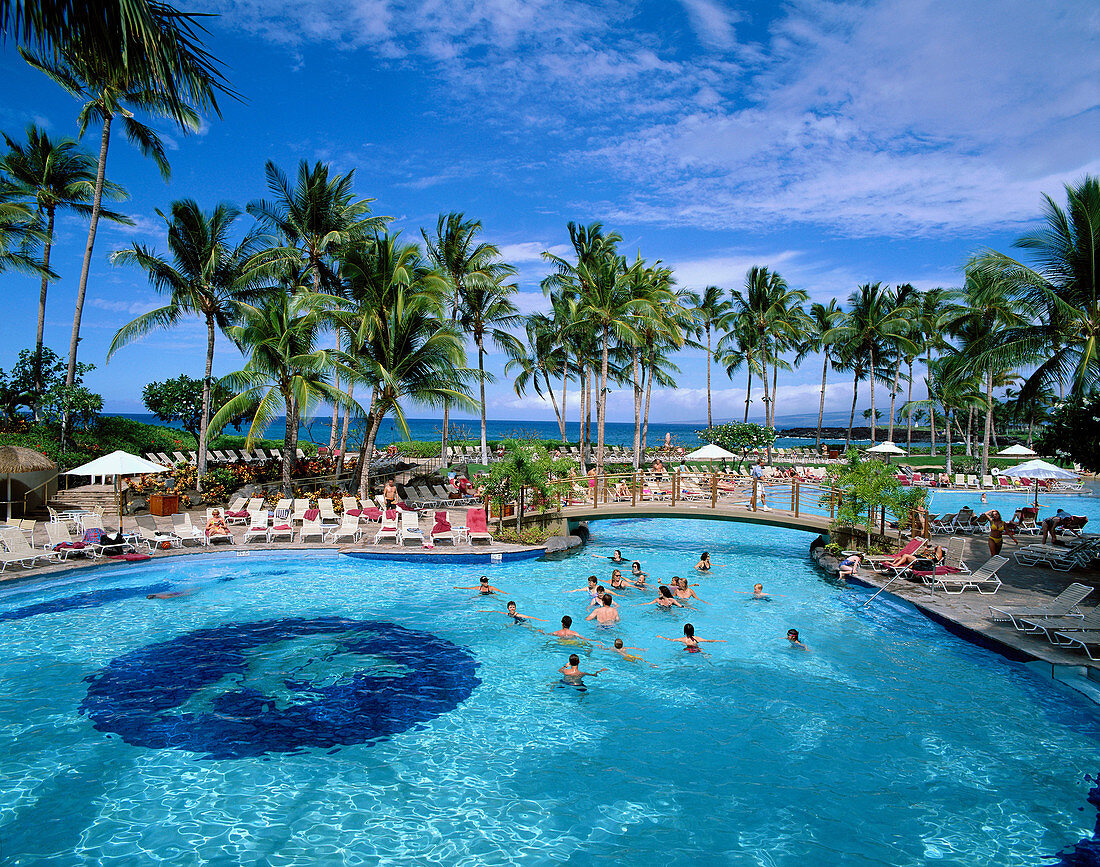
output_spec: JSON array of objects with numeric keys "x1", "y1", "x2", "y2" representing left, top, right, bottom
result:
[
  {"x1": 146, "y1": 589, "x2": 196, "y2": 600},
  {"x1": 695, "y1": 552, "x2": 712, "y2": 572},
  {"x1": 672, "y1": 576, "x2": 708, "y2": 604},
  {"x1": 481, "y1": 601, "x2": 546, "y2": 625},
  {"x1": 571, "y1": 576, "x2": 601, "y2": 605},
  {"x1": 550, "y1": 615, "x2": 586, "y2": 640},
  {"x1": 601, "y1": 638, "x2": 650, "y2": 664},
  {"x1": 630, "y1": 562, "x2": 649, "y2": 587},
  {"x1": 640, "y1": 585, "x2": 685, "y2": 609},
  {"x1": 591, "y1": 549, "x2": 626, "y2": 562},
  {"x1": 609, "y1": 569, "x2": 634, "y2": 590},
  {"x1": 558, "y1": 653, "x2": 606, "y2": 682},
  {"x1": 786, "y1": 629, "x2": 807, "y2": 650},
  {"x1": 752, "y1": 583, "x2": 767, "y2": 598},
  {"x1": 455, "y1": 575, "x2": 506, "y2": 595},
  {"x1": 659, "y1": 622, "x2": 724, "y2": 652},
  {"x1": 585, "y1": 593, "x2": 621, "y2": 625}
]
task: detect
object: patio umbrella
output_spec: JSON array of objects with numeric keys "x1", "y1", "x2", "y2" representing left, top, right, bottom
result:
[
  {"x1": 0, "y1": 446, "x2": 56, "y2": 521},
  {"x1": 997, "y1": 444, "x2": 1037, "y2": 457},
  {"x1": 1001, "y1": 458, "x2": 1078, "y2": 506},
  {"x1": 66, "y1": 450, "x2": 169, "y2": 531},
  {"x1": 685, "y1": 443, "x2": 737, "y2": 461},
  {"x1": 866, "y1": 441, "x2": 907, "y2": 464}
]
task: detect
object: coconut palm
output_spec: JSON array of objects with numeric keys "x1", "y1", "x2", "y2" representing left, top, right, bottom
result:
[
  {"x1": 1, "y1": 124, "x2": 130, "y2": 408},
  {"x1": 913, "y1": 288, "x2": 949, "y2": 455},
  {"x1": 927, "y1": 356, "x2": 984, "y2": 476},
  {"x1": 506, "y1": 313, "x2": 567, "y2": 440},
  {"x1": 22, "y1": 39, "x2": 209, "y2": 433},
  {"x1": 210, "y1": 286, "x2": 351, "y2": 494},
  {"x1": 795, "y1": 299, "x2": 845, "y2": 449},
  {"x1": 0, "y1": 194, "x2": 43, "y2": 275},
  {"x1": 685, "y1": 284, "x2": 732, "y2": 429},
  {"x1": 970, "y1": 175, "x2": 1100, "y2": 400},
  {"x1": 108, "y1": 200, "x2": 264, "y2": 484},
  {"x1": 458, "y1": 259, "x2": 522, "y2": 465},
  {"x1": 335, "y1": 234, "x2": 475, "y2": 496},
  {"x1": 421, "y1": 212, "x2": 507, "y2": 463},
  {"x1": 883, "y1": 284, "x2": 919, "y2": 444},
  {"x1": 718, "y1": 314, "x2": 765, "y2": 423}
]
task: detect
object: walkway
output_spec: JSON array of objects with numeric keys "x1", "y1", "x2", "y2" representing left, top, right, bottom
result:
[{"x1": 560, "y1": 501, "x2": 832, "y2": 535}]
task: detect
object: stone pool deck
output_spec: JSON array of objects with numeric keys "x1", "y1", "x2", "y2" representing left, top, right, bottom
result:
[{"x1": 847, "y1": 533, "x2": 1100, "y2": 687}]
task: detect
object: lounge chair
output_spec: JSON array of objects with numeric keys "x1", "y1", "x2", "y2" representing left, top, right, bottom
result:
[
  {"x1": 466, "y1": 507, "x2": 493, "y2": 545},
  {"x1": 292, "y1": 499, "x2": 310, "y2": 525},
  {"x1": 272, "y1": 498, "x2": 292, "y2": 522},
  {"x1": 44, "y1": 521, "x2": 98, "y2": 559},
  {"x1": 931, "y1": 512, "x2": 958, "y2": 534},
  {"x1": 912, "y1": 537, "x2": 969, "y2": 582},
  {"x1": 429, "y1": 510, "x2": 456, "y2": 545},
  {"x1": 170, "y1": 513, "x2": 206, "y2": 546},
  {"x1": 268, "y1": 516, "x2": 294, "y2": 543},
  {"x1": 341, "y1": 496, "x2": 362, "y2": 516},
  {"x1": 134, "y1": 514, "x2": 181, "y2": 549},
  {"x1": 1063, "y1": 515, "x2": 1090, "y2": 538},
  {"x1": 172, "y1": 451, "x2": 189, "y2": 465},
  {"x1": 317, "y1": 498, "x2": 340, "y2": 527},
  {"x1": 374, "y1": 510, "x2": 399, "y2": 544},
  {"x1": 989, "y1": 582, "x2": 1093, "y2": 628},
  {"x1": 299, "y1": 519, "x2": 324, "y2": 543},
  {"x1": 1014, "y1": 538, "x2": 1100, "y2": 572},
  {"x1": 399, "y1": 510, "x2": 423, "y2": 546},
  {"x1": 1, "y1": 527, "x2": 62, "y2": 567},
  {"x1": 866, "y1": 538, "x2": 927, "y2": 575},
  {"x1": 243, "y1": 513, "x2": 271, "y2": 543},
  {"x1": 1017, "y1": 605, "x2": 1100, "y2": 644},
  {"x1": 930, "y1": 555, "x2": 1008, "y2": 594},
  {"x1": 1051, "y1": 629, "x2": 1100, "y2": 660},
  {"x1": 327, "y1": 515, "x2": 361, "y2": 544}
]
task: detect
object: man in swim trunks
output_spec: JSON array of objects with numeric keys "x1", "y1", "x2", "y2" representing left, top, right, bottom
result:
[
  {"x1": 454, "y1": 575, "x2": 506, "y2": 595},
  {"x1": 786, "y1": 629, "x2": 807, "y2": 650},
  {"x1": 551, "y1": 615, "x2": 584, "y2": 639},
  {"x1": 383, "y1": 478, "x2": 399, "y2": 509},
  {"x1": 659, "y1": 623, "x2": 724, "y2": 651},
  {"x1": 585, "y1": 594, "x2": 620, "y2": 625},
  {"x1": 559, "y1": 653, "x2": 606, "y2": 682}
]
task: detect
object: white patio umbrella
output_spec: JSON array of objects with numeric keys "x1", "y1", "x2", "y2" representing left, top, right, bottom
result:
[
  {"x1": 66, "y1": 450, "x2": 169, "y2": 531},
  {"x1": 866, "y1": 441, "x2": 907, "y2": 464},
  {"x1": 997, "y1": 444, "x2": 1037, "y2": 457},
  {"x1": 1001, "y1": 458, "x2": 1078, "y2": 506},
  {"x1": 685, "y1": 443, "x2": 737, "y2": 461}
]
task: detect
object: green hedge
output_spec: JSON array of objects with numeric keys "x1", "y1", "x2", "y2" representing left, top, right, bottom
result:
[{"x1": 0, "y1": 417, "x2": 199, "y2": 470}]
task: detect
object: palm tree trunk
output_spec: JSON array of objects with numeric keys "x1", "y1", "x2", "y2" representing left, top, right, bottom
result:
[
  {"x1": 906, "y1": 360, "x2": 914, "y2": 452},
  {"x1": 869, "y1": 346, "x2": 877, "y2": 444},
  {"x1": 197, "y1": 314, "x2": 216, "y2": 489},
  {"x1": 328, "y1": 371, "x2": 340, "y2": 452},
  {"x1": 282, "y1": 395, "x2": 299, "y2": 495},
  {"x1": 705, "y1": 326, "x2": 712, "y2": 429},
  {"x1": 816, "y1": 354, "x2": 828, "y2": 450},
  {"x1": 597, "y1": 325, "x2": 609, "y2": 475},
  {"x1": 62, "y1": 113, "x2": 112, "y2": 447},
  {"x1": 542, "y1": 369, "x2": 564, "y2": 441},
  {"x1": 981, "y1": 371, "x2": 993, "y2": 476},
  {"x1": 744, "y1": 365, "x2": 752, "y2": 422},
  {"x1": 888, "y1": 356, "x2": 902, "y2": 443},
  {"x1": 761, "y1": 349, "x2": 771, "y2": 430},
  {"x1": 926, "y1": 348, "x2": 936, "y2": 457},
  {"x1": 945, "y1": 409, "x2": 954, "y2": 475},
  {"x1": 478, "y1": 339, "x2": 488, "y2": 466},
  {"x1": 578, "y1": 362, "x2": 587, "y2": 467},
  {"x1": 33, "y1": 205, "x2": 55, "y2": 418},
  {"x1": 768, "y1": 357, "x2": 777, "y2": 463},
  {"x1": 585, "y1": 365, "x2": 593, "y2": 467},
  {"x1": 560, "y1": 369, "x2": 568, "y2": 443},
  {"x1": 336, "y1": 380, "x2": 354, "y2": 476},
  {"x1": 846, "y1": 370, "x2": 859, "y2": 448},
  {"x1": 642, "y1": 357, "x2": 652, "y2": 453},
  {"x1": 632, "y1": 345, "x2": 642, "y2": 471},
  {"x1": 965, "y1": 407, "x2": 973, "y2": 456},
  {"x1": 358, "y1": 409, "x2": 384, "y2": 500}
]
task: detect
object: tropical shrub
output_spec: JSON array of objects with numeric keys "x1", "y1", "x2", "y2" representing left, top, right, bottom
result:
[
  {"x1": 695, "y1": 422, "x2": 777, "y2": 469},
  {"x1": 1035, "y1": 394, "x2": 1100, "y2": 474}
]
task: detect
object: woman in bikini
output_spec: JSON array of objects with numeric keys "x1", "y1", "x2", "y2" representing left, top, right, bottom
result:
[
  {"x1": 640, "y1": 585, "x2": 685, "y2": 609},
  {"x1": 980, "y1": 509, "x2": 1016, "y2": 556},
  {"x1": 673, "y1": 576, "x2": 708, "y2": 604},
  {"x1": 695, "y1": 552, "x2": 712, "y2": 572},
  {"x1": 659, "y1": 623, "x2": 724, "y2": 652},
  {"x1": 609, "y1": 569, "x2": 633, "y2": 591}
]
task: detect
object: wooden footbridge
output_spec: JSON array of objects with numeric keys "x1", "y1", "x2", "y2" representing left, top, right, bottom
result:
[{"x1": 554, "y1": 471, "x2": 839, "y2": 537}]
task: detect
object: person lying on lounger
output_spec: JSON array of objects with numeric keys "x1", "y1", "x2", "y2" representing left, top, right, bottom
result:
[{"x1": 205, "y1": 510, "x2": 231, "y2": 540}]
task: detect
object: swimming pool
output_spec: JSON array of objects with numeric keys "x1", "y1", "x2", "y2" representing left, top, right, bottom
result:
[{"x1": 1, "y1": 519, "x2": 1097, "y2": 865}]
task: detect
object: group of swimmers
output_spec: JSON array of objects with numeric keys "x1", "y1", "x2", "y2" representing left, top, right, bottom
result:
[{"x1": 455, "y1": 548, "x2": 807, "y2": 683}]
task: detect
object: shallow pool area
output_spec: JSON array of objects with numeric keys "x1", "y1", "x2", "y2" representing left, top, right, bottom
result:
[{"x1": 1, "y1": 519, "x2": 1098, "y2": 864}]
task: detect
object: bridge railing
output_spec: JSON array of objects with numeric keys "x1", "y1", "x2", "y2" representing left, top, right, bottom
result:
[{"x1": 556, "y1": 470, "x2": 839, "y2": 519}]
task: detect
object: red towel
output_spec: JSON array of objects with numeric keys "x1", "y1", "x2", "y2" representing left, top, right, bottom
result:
[
  {"x1": 431, "y1": 521, "x2": 452, "y2": 536},
  {"x1": 226, "y1": 510, "x2": 249, "y2": 518},
  {"x1": 361, "y1": 507, "x2": 382, "y2": 520},
  {"x1": 272, "y1": 524, "x2": 291, "y2": 531},
  {"x1": 53, "y1": 541, "x2": 86, "y2": 550},
  {"x1": 304, "y1": 509, "x2": 319, "y2": 520},
  {"x1": 912, "y1": 566, "x2": 960, "y2": 577},
  {"x1": 108, "y1": 553, "x2": 152, "y2": 562},
  {"x1": 345, "y1": 509, "x2": 361, "y2": 517},
  {"x1": 397, "y1": 502, "x2": 416, "y2": 511}
]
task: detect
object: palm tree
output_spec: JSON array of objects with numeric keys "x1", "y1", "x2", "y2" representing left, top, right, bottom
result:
[
  {"x1": 108, "y1": 200, "x2": 264, "y2": 484},
  {"x1": 914, "y1": 288, "x2": 948, "y2": 455},
  {"x1": 686, "y1": 284, "x2": 732, "y2": 429},
  {"x1": 335, "y1": 234, "x2": 475, "y2": 497},
  {"x1": 22, "y1": 38, "x2": 212, "y2": 437},
  {"x1": 505, "y1": 313, "x2": 567, "y2": 439},
  {"x1": 970, "y1": 175, "x2": 1100, "y2": 400},
  {"x1": 422, "y1": 212, "x2": 506, "y2": 464},
  {"x1": 1, "y1": 124, "x2": 130, "y2": 408},
  {"x1": 928, "y1": 356, "x2": 983, "y2": 476},
  {"x1": 3, "y1": 0, "x2": 234, "y2": 121},
  {"x1": 458, "y1": 259, "x2": 522, "y2": 465},
  {"x1": 795, "y1": 299, "x2": 845, "y2": 449},
  {"x1": 0, "y1": 194, "x2": 44, "y2": 277},
  {"x1": 884, "y1": 284, "x2": 918, "y2": 444},
  {"x1": 210, "y1": 287, "x2": 350, "y2": 494}
]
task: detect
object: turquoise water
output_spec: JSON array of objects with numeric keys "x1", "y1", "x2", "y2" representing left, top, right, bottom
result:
[
  {"x1": 927, "y1": 487, "x2": 1100, "y2": 527},
  {"x1": 1, "y1": 520, "x2": 1097, "y2": 864}
]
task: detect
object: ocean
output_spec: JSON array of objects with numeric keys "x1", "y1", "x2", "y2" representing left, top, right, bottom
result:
[{"x1": 106, "y1": 413, "x2": 866, "y2": 449}]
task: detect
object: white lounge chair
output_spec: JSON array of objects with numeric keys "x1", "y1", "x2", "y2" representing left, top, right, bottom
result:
[
  {"x1": 1018, "y1": 606, "x2": 1100, "y2": 644},
  {"x1": 931, "y1": 555, "x2": 1008, "y2": 595},
  {"x1": 327, "y1": 515, "x2": 361, "y2": 544},
  {"x1": 989, "y1": 582, "x2": 1093, "y2": 629},
  {"x1": 1051, "y1": 629, "x2": 1100, "y2": 660},
  {"x1": 299, "y1": 519, "x2": 324, "y2": 543},
  {"x1": 134, "y1": 515, "x2": 181, "y2": 549},
  {"x1": 243, "y1": 513, "x2": 270, "y2": 543},
  {"x1": 398, "y1": 510, "x2": 423, "y2": 546},
  {"x1": 172, "y1": 512, "x2": 206, "y2": 546},
  {"x1": 292, "y1": 498, "x2": 310, "y2": 525},
  {"x1": 317, "y1": 498, "x2": 340, "y2": 527},
  {"x1": 44, "y1": 521, "x2": 98, "y2": 559},
  {"x1": 374, "y1": 511, "x2": 399, "y2": 544},
  {"x1": 0, "y1": 527, "x2": 61, "y2": 568}
]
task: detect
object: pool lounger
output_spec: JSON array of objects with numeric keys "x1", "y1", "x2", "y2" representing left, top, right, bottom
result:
[
  {"x1": 930, "y1": 555, "x2": 1008, "y2": 595},
  {"x1": 988, "y1": 582, "x2": 1093, "y2": 629},
  {"x1": 1052, "y1": 629, "x2": 1100, "y2": 660},
  {"x1": 1017, "y1": 606, "x2": 1100, "y2": 643}
]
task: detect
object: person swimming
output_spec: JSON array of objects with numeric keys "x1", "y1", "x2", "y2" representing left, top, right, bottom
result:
[
  {"x1": 640, "y1": 585, "x2": 685, "y2": 609},
  {"x1": 550, "y1": 615, "x2": 584, "y2": 639},
  {"x1": 558, "y1": 653, "x2": 607, "y2": 683},
  {"x1": 603, "y1": 637, "x2": 650, "y2": 664},
  {"x1": 659, "y1": 622, "x2": 725, "y2": 652},
  {"x1": 481, "y1": 601, "x2": 546, "y2": 625},
  {"x1": 752, "y1": 583, "x2": 767, "y2": 598},
  {"x1": 786, "y1": 629, "x2": 807, "y2": 650},
  {"x1": 672, "y1": 576, "x2": 707, "y2": 604},
  {"x1": 630, "y1": 561, "x2": 649, "y2": 587},
  {"x1": 585, "y1": 593, "x2": 621, "y2": 625},
  {"x1": 695, "y1": 552, "x2": 712, "y2": 572},
  {"x1": 609, "y1": 569, "x2": 633, "y2": 590},
  {"x1": 571, "y1": 576, "x2": 601, "y2": 606},
  {"x1": 454, "y1": 575, "x2": 505, "y2": 595}
]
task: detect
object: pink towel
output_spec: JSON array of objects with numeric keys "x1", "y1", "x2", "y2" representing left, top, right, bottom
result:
[
  {"x1": 226, "y1": 510, "x2": 249, "y2": 518},
  {"x1": 912, "y1": 566, "x2": 960, "y2": 577},
  {"x1": 304, "y1": 509, "x2": 319, "y2": 520},
  {"x1": 272, "y1": 524, "x2": 291, "y2": 531},
  {"x1": 431, "y1": 520, "x2": 452, "y2": 536},
  {"x1": 361, "y1": 507, "x2": 382, "y2": 520},
  {"x1": 345, "y1": 509, "x2": 362, "y2": 517},
  {"x1": 108, "y1": 553, "x2": 151, "y2": 562},
  {"x1": 54, "y1": 541, "x2": 86, "y2": 550}
]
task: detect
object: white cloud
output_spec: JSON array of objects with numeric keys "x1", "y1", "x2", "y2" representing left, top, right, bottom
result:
[
  {"x1": 497, "y1": 242, "x2": 571, "y2": 263},
  {"x1": 678, "y1": 0, "x2": 740, "y2": 50}
]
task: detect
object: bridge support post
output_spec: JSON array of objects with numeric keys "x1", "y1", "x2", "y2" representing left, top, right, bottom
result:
[
  {"x1": 751, "y1": 478, "x2": 757, "y2": 511},
  {"x1": 794, "y1": 480, "x2": 799, "y2": 517},
  {"x1": 631, "y1": 473, "x2": 636, "y2": 507}
]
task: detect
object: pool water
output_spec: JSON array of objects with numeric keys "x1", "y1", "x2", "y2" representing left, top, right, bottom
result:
[
  {"x1": 1, "y1": 519, "x2": 1098, "y2": 865},
  {"x1": 927, "y1": 486, "x2": 1100, "y2": 528}
]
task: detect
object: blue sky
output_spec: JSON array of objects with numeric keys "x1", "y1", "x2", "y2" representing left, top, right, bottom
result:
[{"x1": 1, "y1": 0, "x2": 1097, "y2": 426}]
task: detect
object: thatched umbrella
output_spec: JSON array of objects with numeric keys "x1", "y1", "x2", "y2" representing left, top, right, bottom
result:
[{"x1": 0, "y1": 446, "x2": 57, "y2": 521}]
